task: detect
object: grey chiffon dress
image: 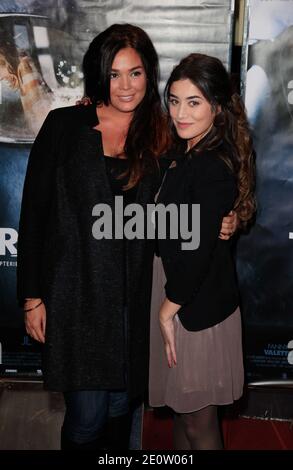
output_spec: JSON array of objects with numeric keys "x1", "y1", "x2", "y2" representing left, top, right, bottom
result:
[{"x1": 149, "y1": 255, "x2": 244, "y2": 414}]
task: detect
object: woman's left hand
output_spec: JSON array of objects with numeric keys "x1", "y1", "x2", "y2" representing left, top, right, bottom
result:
[{"x1": 159, "y1": 299, "x2": 180, "y2": 368}]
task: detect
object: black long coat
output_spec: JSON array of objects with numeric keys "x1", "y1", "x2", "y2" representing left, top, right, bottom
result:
[{"x1": 17, "y1": 104, "x2": 161, "y2": 397}]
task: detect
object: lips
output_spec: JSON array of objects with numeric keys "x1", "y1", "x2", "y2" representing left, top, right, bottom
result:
[
  {"x1": 176, "y1": 122, "x2": 193, "y2": 129},
  {"x1": 118, "y1": 95, "x2": 135, "y2": 102}
]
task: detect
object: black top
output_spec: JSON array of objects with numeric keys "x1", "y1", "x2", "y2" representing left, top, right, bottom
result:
[
  {"x1": 104, "y1": 155, "x2": 138, "y2": 203},
  {"x1": 157, "y1": 145, "x2": 239, "y2": 331},
  {"x1": 104, "y1": 155, "x2": 138, "y2": 306}
]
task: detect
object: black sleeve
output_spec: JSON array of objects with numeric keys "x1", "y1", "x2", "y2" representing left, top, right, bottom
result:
[
  {"x1": 162, "y1": 156, "x2": 236, "y2": 305},
  {"x1": 17, "y1": 111, "x2": 57, "y2": 306}
]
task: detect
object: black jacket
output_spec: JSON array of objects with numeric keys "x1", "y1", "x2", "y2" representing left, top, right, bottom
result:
[
  {"x1": 17, "y1": 104, "x2": 161, "y2": 396},
  {"x1": 157, "y1": 146, "x2": 239, "y2": 331}
]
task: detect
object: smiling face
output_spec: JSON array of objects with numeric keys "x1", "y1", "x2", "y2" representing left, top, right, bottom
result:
[
  {"x1": 0, "y1": 53, "x2": 18, "y2": 89},
  {"x1": 168, "y1": 78, "x2": 217, "y2": 150},
  {"x1": 109, "y1": 47, "x2": 147, "y2": 114}
]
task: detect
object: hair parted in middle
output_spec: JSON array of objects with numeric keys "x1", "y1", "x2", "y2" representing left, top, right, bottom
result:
[
  {"x1": 83, "y1": 23, "x2": 170, "y2": 188},
  {"x1": 165, "y1": 53, "x2": 256, "y2": 227}
]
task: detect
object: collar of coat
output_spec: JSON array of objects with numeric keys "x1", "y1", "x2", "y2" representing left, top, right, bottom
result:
[{"x1": 77, "y1": 103, "x2": 100, "y2": 128}]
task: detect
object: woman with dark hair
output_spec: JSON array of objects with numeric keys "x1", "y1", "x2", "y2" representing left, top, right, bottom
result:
[
  {"x1": 82, "y1": 23, "x2": 169, "y2": 188},
  {"x1": 17, "y1": 23, "x2": 166, "y2": 450},
  {"x1": 17, "y1": 24, "x2": 236, "y2": 450},
  {"x1": 149, "y1": 53, "x2": 255, "y2": 450}
]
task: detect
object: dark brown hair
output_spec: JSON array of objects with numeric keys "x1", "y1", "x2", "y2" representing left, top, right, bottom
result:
[
  {"x1": 165, "y1": 53, "x2": 256, "y2": 227},
  {"x1": 83, "y1": 24, "x2": 170, "y2": 188}
]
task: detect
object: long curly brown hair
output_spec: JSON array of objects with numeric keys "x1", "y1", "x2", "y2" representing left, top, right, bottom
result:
[{"x1": 165, "y1": 53, "x2": 256, "y2": 227}]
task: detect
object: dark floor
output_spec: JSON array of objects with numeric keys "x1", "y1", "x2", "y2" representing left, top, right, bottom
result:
[
  {"x1": 143, "y1": 407, "x2": 293, "y2": 450},
  {"x1": 0, "y1": 380, "x2": 64, "y2": 450},
  {"x1": 1, "y1": 380, "x2": 293, "y2": 450}
]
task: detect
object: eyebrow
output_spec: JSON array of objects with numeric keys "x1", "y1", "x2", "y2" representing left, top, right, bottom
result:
[
  {"x1": 111, "y1": 65, "x2": 144, "y2": 71},
  {"x1": 169, "y1": 93, "x2": 202, "y2": 100}
]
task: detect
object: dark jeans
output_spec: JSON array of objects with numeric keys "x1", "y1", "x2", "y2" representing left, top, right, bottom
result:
[{"x1": 62, "y1": 389, "x2": 129, "y2": 444}]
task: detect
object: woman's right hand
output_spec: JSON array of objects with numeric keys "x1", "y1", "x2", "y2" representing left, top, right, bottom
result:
[
  {"x1": 219, "y1": 210, "x2": 238, "y2": 240},
  {"x1": 75, "y1": 96, "x2": 92, "y2": 106},
  {"x1": 24, "y1": 299, "x2": 46, "y2": 343},
  {"x1": 159, "y1": 299, "x2": 178, "y2": 368}
]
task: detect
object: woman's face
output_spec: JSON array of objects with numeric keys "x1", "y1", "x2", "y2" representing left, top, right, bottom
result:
[
  {"x1": 168, "y1": 78, "x2": 217, "y2": 149},
  {"x1": 0, "y1": 53, "x2": 18, "y2": 89},
  {"x1": 109, "y1": 47, "x2": 147, "y2": 114}
]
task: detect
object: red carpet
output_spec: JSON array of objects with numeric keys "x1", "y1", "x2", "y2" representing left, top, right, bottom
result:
[{"x1": 143, "y1": 408, "x2": 293, "y2": 450}]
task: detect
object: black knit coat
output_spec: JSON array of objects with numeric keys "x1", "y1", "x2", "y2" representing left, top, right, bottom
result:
[{"x1": 17, "y1": 104, "x2": 161, "y2": 397}]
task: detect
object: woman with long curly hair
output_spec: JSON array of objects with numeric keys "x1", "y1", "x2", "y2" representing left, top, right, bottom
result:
[{"x1": 149, "y1": 53, "x2": 255, "y2": 450}]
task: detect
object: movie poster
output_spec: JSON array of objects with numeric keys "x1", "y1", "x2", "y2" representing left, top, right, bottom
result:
[{"x1": 237, "y1": 0, "x2": 293, "y2": 383}]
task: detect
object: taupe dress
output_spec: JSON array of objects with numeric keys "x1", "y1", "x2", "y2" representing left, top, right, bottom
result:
[{"x1": 149, "y1": 255, "x2": 244, "y2": 414}]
